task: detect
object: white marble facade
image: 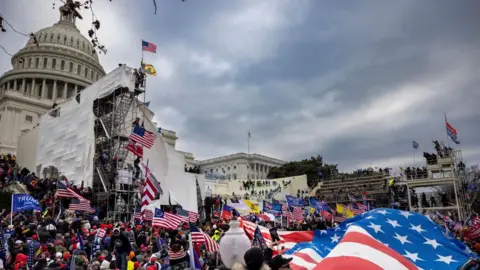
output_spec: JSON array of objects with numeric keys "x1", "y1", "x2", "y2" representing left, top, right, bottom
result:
[
  {"x1": 193, "y1": 153, "x2": 286, "y2": 181},
  {"x1": 0, "y1": 8, "x2": 105, "y2": 154}
]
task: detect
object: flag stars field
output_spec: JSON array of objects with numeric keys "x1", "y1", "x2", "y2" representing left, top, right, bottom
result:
[
  {"x1": 394, "y1": 233, "x2": 412, "y2": 245},
  {"x1": 435, "y1": 255, "x2": 458, "y2": 265},
  {"x1": 404, "y1": 250, "x2": 424, "y2": 262},
  {"x1": 330, "y1": 234, "x2": 340, "y2": 243},
  {"x1": 367, "y1": 222, "x2": 384, "y2": 233},
  {"x1": 423, "y1": 238, "x2": 442, "y2": 250},
  {"x1": 386, "y1": 218, "x2": 402, "y2": 228},
  {"x1": 400, "y1": 211, "x2": 414, "y2": 219},
  {"x1": 410, "y1": 224, "x2": 427, "y2": 234}
]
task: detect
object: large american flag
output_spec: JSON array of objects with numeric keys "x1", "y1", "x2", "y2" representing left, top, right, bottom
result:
[
  {"x1": 283, "y1": 208, "x2": 475, "y2": 270},
  {"x1": 129, "y1": 126, "x2": 156, "y2": 149},
  {"x1": 152, "y1": 208, "x2": 183, "y2": 229}
]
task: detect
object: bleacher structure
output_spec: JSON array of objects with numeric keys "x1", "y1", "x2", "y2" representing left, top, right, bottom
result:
[
  {"x1": 92, "y1": 74, "x2": 146, "y2": 222},
  {"x1": 312, "y1": 172, "x2": 391, "y2": 207},
  {"x1": 404, "y1": 149, "x2": 469, "y2": 220}
]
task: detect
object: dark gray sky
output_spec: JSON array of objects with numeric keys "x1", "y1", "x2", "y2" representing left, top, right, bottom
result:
[{"x1": 1, "y1": 0, "x2": 479, "y2": 171}]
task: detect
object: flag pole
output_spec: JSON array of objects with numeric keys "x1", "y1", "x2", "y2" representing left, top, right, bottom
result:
[
  {"x1": 188, "y1": 232, "x2": 195, "y2": 269},
  {"x1": 444, "y1": 112, "x2": 450, "y2": 148},
  {"x1": 10, "y1": 193, "x2": 13, "y2": 225},
  {"x1": 413, "y1": 147, "x2": 416, "y2": 167},
  {"x1": 248, "y1": 131, "x2": 250, "y2": 155}
]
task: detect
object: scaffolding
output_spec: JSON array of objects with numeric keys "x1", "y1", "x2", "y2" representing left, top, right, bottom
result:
[
  {"x1": 92, "y1": 69, "x2": 146, "y2": 222},
  {"x1": 405, "y1": 149, "x2": 469, "y2": 220}
]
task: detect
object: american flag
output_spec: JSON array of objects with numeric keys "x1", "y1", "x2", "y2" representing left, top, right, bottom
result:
[
  {"x1": 357, "y1": 202, "x2": 368, "y2": 212},
  {"x1": 141, "y1": 162, "x2": 158, "y2": 219},
  {"x1": 125, "y1": 141, "x2": 143, "y2": 158},
  {"x1": 55, "y1": 182, "x2": 85, "y2": 201},
  {"x1": 349, "y1": 205, "x2": 364, "y2": 216},
  {"x1": 142, "y1": 40, "x2": 157, "y2": 53},
  {"x1": 239, "y1": 218, "x2": 313, "y2": 256},
  {"x1": 153, "y1": 208, "x2": 183, "y2": 229},
  {"x1": 134, "y1": 206, "x2": 142, "y2": 220},
  {"x1": 189, "y1": 224, "x2": 205, "y2": 244},
  {"x1": 69, "y1": 199, "x2": 95, "y2": 213},
  {"x1": 283, "y1": 208, "x2": 475, "y2": 270},
  {"x1": 0, "y1": 226, "x2": 10, "y2": 265},
  {"x1": 55, "y1": 182, "x2": 93, "y2": 212},
  {"x1": 130, "y1": 126, "x2": 156, "y2": 149},
  {"x1": 178, "y1": 209, "x2": 199, "y2": 223},
  {"x1": 290, "y1": 206, "x2": 304, "y2": 221}
]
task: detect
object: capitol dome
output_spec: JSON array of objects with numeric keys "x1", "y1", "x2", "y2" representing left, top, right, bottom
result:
[
  {"x1": 0, "y1": 7, "x2": 106, "y2": 153},
  {"x1": 0, "y1": 7, "x2": 105, "y2": 104}
]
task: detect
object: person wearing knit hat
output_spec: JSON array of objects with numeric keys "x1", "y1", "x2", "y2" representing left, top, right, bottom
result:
[
  {"x1": 143, "y1": 254, "x2": 162, "y2": 270},
  {"x1": 229, "y1": 247, "x2": 271, "y2": 270}
]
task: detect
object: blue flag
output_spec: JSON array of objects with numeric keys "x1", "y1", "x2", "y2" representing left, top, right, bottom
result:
[
  {"x1": 285, "y1": 208, "x2": 475, "y2": 270},
  {"x1": 12, "y1": 194, "x2": 42, "y2": 213},
  {"x1": 252, "y1": 226, "x2": 267, "y2": 251},
  {"x1": 285, "y1": 195, "x2": 304, "y2": 207}
]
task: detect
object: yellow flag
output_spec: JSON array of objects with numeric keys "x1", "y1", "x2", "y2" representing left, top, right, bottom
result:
[
  {"x1": 345, "y1": 208, "x2": 354, "y2": 218},
  {"x1": 336, "y1": 204, "x2": 344, "y2": 215},
  {"x1": 244, "y1": 200, "x2": 260, "y2": 213},
  {"x1": 336, "y1": 204, "x2": 354, "y2": 218},
  {"x1": 142, "y1": 63, "x2": 157, "y2": 76}
]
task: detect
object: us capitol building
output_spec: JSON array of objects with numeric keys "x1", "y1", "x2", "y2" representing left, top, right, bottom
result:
[{"x1": 0, "y1": 7, "x2": 286, "y2": 178}]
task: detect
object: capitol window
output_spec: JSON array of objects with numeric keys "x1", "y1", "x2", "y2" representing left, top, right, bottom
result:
[
  {"x1": 57, "y1": 33, "x2": 60, "y2": 42},
  {"x1": 28, "y1": 58, "x2": 32, "y2": 68},
  {"x1": 25, "y1": 115, "x2": 33, "y2": 123},
  {"x1": 77, "y1": 65, "x2": 81, "y2": 75},
  {"x1": 35, "y1": 58, "x2": 39, "y2": 68},
  {"x1": 84, "y1": 67, "x2": 88, "y2": 78},
  {"x1": 52, "y1": 59, "x2": 56, "y2": 69},
  {"x1": 69, "y1": 62, "x2": 73, "y2": 72},
  {"x1": 50, "y1": 33, "x2": 54, "y2": 42},
  {"x1": 234, "y1": 165, "x2": 236, "y2": 169},
  {"x1": 60, "y1": 60, "x2": 65, "y2": 70},
  {"x1": 43, "y1": 58, "x2": 47, "y2": 69},
  {"x1": 91, "y1": 70, "x2": 94, "y2": 80}
]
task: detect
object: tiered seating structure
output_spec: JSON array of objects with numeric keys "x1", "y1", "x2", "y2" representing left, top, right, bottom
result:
[
  {"x1": 405, "y1": 149, "x2": 468, "y2": 220},
  {"x1": 312, "y1": 172, "x2": 391, "y2": 206}
]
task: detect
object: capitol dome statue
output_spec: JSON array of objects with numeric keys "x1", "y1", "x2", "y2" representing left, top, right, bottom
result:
[{"x1": 0, "y1": 5, "x2": 106, "y2": 153}]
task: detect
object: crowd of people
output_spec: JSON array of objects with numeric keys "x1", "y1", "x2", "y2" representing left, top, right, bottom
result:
[{"x1": 2, "y1": 152, "x2": 480, "y2": 270}]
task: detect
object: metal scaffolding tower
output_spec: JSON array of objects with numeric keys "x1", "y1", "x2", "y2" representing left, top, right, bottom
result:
[
  {"x1": 405, "y1": 149, "x2": 468, "y2": 220},
  {"x1": 92, "y1": 70, "x2": 146, "y2": 222}
]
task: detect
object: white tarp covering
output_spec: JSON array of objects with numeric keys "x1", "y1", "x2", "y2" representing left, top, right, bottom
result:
[
  {"x1": 36, "y1": 65, "x2": 136, "y2": 187},
  {"x1": 16, "y1": 126, "x2": 40, "y2": 174},
  {"x1": 152, "y1": 144, "x2": 199, "y2": 212},
  {"x1": 141, "y1": 113, "x2": 169, "y2": 189}
]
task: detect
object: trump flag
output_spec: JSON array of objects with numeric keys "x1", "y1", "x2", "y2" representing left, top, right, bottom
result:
[{"x1": 12, "y1": 194, "x2": 42, "y2": 212}]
